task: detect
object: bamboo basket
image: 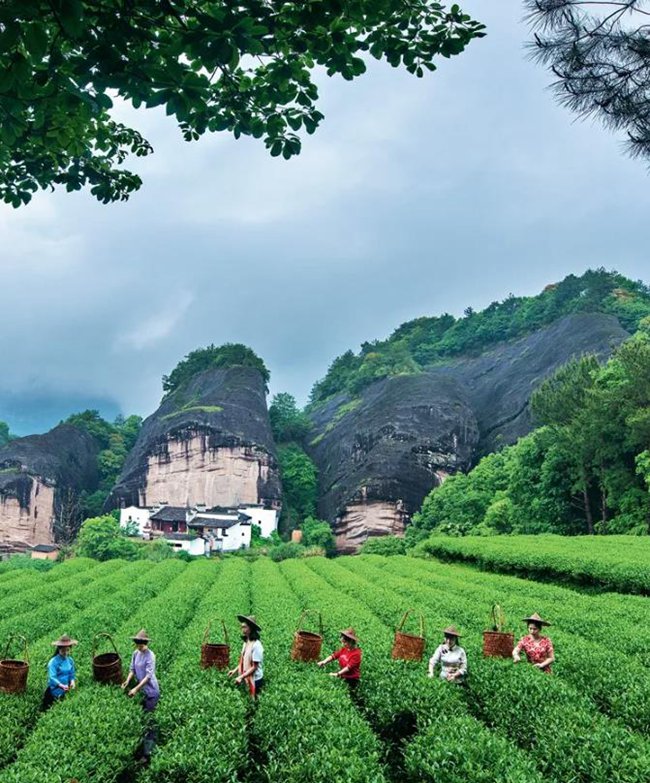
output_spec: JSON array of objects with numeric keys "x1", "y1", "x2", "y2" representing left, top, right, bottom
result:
[
  {"x1": 201, "y1": 620, "x2": 230, "y2": 669},
  {"x1": 291, "y1": 610, "x2": 323, "y2": 662},
  {"x1": 482, "y1": 604, "x2": 514, "y2": 659},
  {"x1": 392, "y1": 610, "x2": 426, "y2": 661},
  {"x1": 0, "y1": 635, "x2": 29, "y2": 694},
  {"x1": 92, "y1": 633, "x2": 123, "y2": 685}
]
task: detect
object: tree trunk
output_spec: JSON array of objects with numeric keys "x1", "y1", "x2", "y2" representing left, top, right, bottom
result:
[{"x1": 582, "y1": 486, "x2": 594, "y2": 535}]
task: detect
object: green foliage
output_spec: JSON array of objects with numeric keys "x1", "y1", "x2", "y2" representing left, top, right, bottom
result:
[
  {"x1": 277, "y1": 443, "x2": 319, "y2": 529},
  {"x1": 310, "y1": 269, "x2": 650, "y2": 404},
  {"x1": 268, "y1": 541, "x2": 304, "y2": 562},
  {"x1": 300, "y1": 516, "x2": 335, "y2": 555},
  {"x1": 0, "y1": 1, "x2": 484, "y2": 206},
  {"x1": 413, "y1": 535, "x2": 650, "y2": 594},
  {"x1": 162, "y1": 343, "x2": 270, "y2": 396},
  {"x1": 359, "y1": 535, "x2": 407, "y2": 555},
  {"x1": 75, "y1": 515, "x2": 140, "y2": 561},
  {"x1": 269, "y1": 392, "x2": 311, "y2": 443},
  {"x1": 0, "y1": 421, "x2": 14, "y2": 447}
]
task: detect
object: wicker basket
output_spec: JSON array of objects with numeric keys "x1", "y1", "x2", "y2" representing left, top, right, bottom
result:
[
  {"x1": 291, "y1": 610, "x2": 323, "y2": 663},
  {"x1": 482, "y1": 631, "x2": 514, "y2": 659},
  {"x1": 92, "y1": 633, "x2": 123, "y2": 685},
  {"x1": 201, "y1": 620, "x2": 230, "y2": 670},
  {"x1": 483, "y1": 605, "x2": 514, "y2": 658},
  {"x1": 0, "y1": 635, "x2": 29, "y2": 694},
  {"x1": 392, "y1": 610, "x2": 426, "y2": 661}
]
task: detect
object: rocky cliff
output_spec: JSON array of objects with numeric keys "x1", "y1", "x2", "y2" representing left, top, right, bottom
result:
[
  {"x1": 0, "y1": 424, "x2": 99, "y2": 547},
  {"x1": 108, "y1": 366, "x2": 281, "y2": 510},
  {"x1": 308, "y1": 312, "x2": 629, "y2": 552}
]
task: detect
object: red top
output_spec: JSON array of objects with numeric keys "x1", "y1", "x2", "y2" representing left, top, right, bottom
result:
[
  {"x1": 332, "y1": 647, "x2": 362, "y2": 679},
  {"x1": 515, "y1": 635, "x2": 554, "y2": 673}
]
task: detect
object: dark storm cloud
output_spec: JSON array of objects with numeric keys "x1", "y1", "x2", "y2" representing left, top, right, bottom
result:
[{"x1": 0, "y1": 1, "x2": 648, "y2": 433}]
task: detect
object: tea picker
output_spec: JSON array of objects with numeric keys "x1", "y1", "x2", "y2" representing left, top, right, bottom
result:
[
  {"x1": 228, "y1": 615, "x2": 264, "y2": 698},
  {"x1": 121, "y1": 629, "x2": 160, "y2": 765},
  {"x1": 43, "y1": 634, "x2": 77, "y2": 710},
  {"x1": 428, "y1": 626, "x2": 467, "y2": 682},
  {"x1": 317, "y1": 627, "x2": 362, "y2": 691},
  {"x1": 513, "y1": 613, "x2": 555, "y2": 673}
]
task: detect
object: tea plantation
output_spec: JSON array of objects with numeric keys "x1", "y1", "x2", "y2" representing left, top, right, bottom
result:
[{"x1": 0, "y1": 549, "x2": 648, "y2": 782}]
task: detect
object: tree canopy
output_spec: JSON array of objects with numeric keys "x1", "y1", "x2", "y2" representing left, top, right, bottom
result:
[
  {"x1": 0, "y1": 1, "x2": 485, "y2": 207},
  {"x1": 526, "y1": 1, "x2": 650, "y2": 164}
]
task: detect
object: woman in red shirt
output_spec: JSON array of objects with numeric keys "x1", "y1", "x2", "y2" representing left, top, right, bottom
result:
[
  {"x1": 513, "y1": 613, "x2": 555, "y2": 673},
  {"x1": 317, "y1": 628, "x2": 362, "y2": 690}
]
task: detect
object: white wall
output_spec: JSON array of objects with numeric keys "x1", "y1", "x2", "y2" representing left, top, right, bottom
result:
[
  {"x1": 221, "y1": 523, "x2": 252, "y2": 552},
  {"x1": 120, "y1": 506, "x2": 151, "y2": 537},
  {"x1": 240, "y1": 507, "x2": 278, "y2": 539}
]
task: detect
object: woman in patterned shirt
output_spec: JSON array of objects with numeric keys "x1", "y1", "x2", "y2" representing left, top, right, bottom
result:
[{"x1": 512, "y1": 613, "x2": 555, "y2": 673}]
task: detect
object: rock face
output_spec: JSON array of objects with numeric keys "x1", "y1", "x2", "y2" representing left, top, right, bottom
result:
[
  {"x1": 308, "y1": 374, "x2": 480, "y2": 554},
  {"x1": 0, "y1": 424, "x2": 99, "y2": 546},
  {"x1": 308, "y1": 313, "x2": 629, "y2": 552},
  {"x1": 109, "y1": 366, "x2": 281, "y2": 510}
]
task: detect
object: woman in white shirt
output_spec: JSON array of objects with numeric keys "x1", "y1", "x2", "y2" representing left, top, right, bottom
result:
[
  {"x1": 428, "y1": 626, "x2": 467, "y2": 682},
  {"x1": 229, "y1": 614, "x2": 264, "y2": 698}
]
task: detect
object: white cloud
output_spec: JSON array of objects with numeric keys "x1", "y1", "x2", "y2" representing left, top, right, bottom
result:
[{"x1": 114, "y1": 291, "x2": 194, "y2": 351}]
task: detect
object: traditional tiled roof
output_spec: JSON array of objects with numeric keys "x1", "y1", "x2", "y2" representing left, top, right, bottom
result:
[
  {"x1": 150, "y1": 506, "x2": 188, "y2": 523},
  {"x1": 31, "y1": 544, "x2": 59, "y2": 553}
]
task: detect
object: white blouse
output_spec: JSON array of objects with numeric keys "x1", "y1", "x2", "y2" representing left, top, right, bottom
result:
[{"x1": 429, "y1": 644, "x2": 467, "y2": 680}]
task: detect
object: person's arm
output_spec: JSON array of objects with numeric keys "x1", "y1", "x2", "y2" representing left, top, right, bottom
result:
[
  {"x1": 331, "y1": 665, "x2": 350, "y2": 678},
  {"x1": 428, "y1": 646, "x2": 442, "y2": 677},
  {"x1": 236, "y1": 660, "x2": 259, "y2": 683},
  {"x1": 535, "y1": 639, "x2": 555, "y2": 670},
  {"x1": 122, "y1": 652, "x2": 136, "y2": 689},
  {"x1": 451, "y1": 648, "x2": 468, "y2": 679},
  {"x1": 317, "y1": 653, "x2": 335, "y2": 667},
  {"x1": 130, "y1": 653, "x2": 154, "y2": 695},
  {"x1": 512, "y1": 638, "x2": 524, "y2": 663},
  {"x1": 69, "y1": 658, "x2": 76, "y2": 689},
  {"x1": 47, "y1": 658, "x2": 66, "y2": 692}
]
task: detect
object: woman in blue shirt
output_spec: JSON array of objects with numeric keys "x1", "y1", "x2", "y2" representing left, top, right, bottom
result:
[{"x1": 42, "y1": 634, "x2": 77, "y2": 710}]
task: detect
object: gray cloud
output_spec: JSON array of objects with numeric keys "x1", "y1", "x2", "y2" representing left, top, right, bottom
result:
[{"x1": 1, "y1": 1, "x2": 648, "y2": 434}]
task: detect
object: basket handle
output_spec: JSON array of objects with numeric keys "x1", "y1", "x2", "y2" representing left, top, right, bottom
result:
[
  {"x1": 396, "y1": 610, "x2": 425, "y2": 638},
  {"x1": 92, "y1": 632, "x2": 119, "y2": 659},
  {"x1": 203, "y1": 619, "x2": 229, "y2": 645},
  {"x1": 2, "y1": 634, "x2": 29, "y2": 664},
  {"x1": 296, "y1": 609, "x2": 323, "y2": 636}
]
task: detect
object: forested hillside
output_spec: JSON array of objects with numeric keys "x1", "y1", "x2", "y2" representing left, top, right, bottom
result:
[{"x1": 309, "y1": 269, "x2": 650, "y2": 405}]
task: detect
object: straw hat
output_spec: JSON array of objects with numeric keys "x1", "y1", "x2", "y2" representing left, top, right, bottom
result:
[
  {"x1": 442, "y1": 625, "x2": 462, "y2": 638},
  {"x1": 523, "y1": 613, "x2": 551, "y2": 627},
  {"x1": 339, "y1": 627, "x2": 359, "y2": 643},
  {"x1": 131, "y1": 629, "x2": 151, "y2": 643},
  {"x1": 51, "y1": 634, "x2": 78, "y2": 647},
  {"x1": 237, "y1": 615, "x2": 262, "y2": 632}
]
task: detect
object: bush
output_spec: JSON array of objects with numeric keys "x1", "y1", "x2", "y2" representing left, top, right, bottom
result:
[
  {"x1": 75, "y1": 515, "x2": 140, "y2": 561},
  {"x1": 360, "y1": 535, "x2": 406, "y2": 556},
  {"x1": 269, "y1": 542, "x2": 304, "y2": 562},
  {"x1": 301, "y1": 516, "x2": 335, "y2": 555}
]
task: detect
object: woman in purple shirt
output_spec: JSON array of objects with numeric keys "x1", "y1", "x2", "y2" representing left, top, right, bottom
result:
[{"x1": 122, "y1": 629, "x2": 159, "y2": 764}]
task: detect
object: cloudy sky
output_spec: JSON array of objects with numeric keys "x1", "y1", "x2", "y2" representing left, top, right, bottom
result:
[{"x1": 1, "y1": 1, "x2": 648, "y2": 435}]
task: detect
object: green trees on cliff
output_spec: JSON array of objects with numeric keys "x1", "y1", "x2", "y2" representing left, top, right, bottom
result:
[
  {"x1": 409, "y1": 320, "x2": 650, "y2": 540},
  {"x1": 162, "y1": 343, "x2": 270, "y2": 396},
  {"x1": 310, "y1": 269, "x2": 650, "y2": 405}
]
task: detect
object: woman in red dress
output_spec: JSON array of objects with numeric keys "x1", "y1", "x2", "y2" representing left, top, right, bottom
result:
[
  {"x1": 317, "y1": 628, "x2": 362, "y2": 690},
  {"x1": 512, "y1": 613, "x2": 555, "y2": 673}
]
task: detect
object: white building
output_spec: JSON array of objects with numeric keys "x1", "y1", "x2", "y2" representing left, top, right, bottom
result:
[
  {"x1": 118, "y1": 502, "x2": 279, "y2": 554},
  {"x1": 119, "y1": 506, "x2": 154, "y2": 537}
]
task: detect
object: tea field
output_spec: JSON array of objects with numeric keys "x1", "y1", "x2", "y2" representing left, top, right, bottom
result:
[{"x1": 0, "y1": 552, "x2": 649, "y2": 783}]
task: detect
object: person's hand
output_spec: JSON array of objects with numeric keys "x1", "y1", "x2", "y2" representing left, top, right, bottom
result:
[
  {"x1": 534, "y1": 663, "x2": 545, "y2": 669},
  {"x1": 227, "y1": 668, "x2": 238, "y2": 678},
  {"x1": 70, "y1": 681, "x2": 76, "y2": 690},
  {"x1": 128, "y1": 688, "x2": 138, "y2": 697},
  {"x1": 121, "y1": 681, "x2": 128, "y2": 690},
  {"x1": 60, "y1": 684, "x2": 69, "y2": 692},
  {"x1": 317, "y1": 660, "x2": 326, "y2": 667},
  {"x1": 329, "y1": 672, "x2": 339, "y2": 678},
  {"x1": 235, "y1": 676, "x2": 243, "y2": 685}
]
